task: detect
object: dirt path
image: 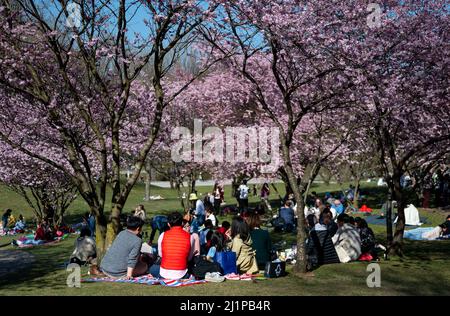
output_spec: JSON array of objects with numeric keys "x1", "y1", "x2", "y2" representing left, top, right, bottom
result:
[{"x1": 0, "y1": 250, "x2": 36, "y2": 278}]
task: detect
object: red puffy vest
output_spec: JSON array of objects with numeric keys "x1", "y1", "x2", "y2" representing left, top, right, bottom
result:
[{"x1": 161, "y1": 226, "x2": 191, "y2": 270}]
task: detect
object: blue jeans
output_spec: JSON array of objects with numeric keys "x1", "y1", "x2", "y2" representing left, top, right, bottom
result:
[
  {"x1": 190, "y1": 215, "x2": 205, "y2": 234},
  {"x1": 149, "y1": 264, "x2": 190, "y2": 279}
]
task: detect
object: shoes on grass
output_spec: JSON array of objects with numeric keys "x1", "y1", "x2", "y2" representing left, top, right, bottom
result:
[
  {"x1": 225, "y1": 273, "x2": 240, "y2": 281},
  {"x1": 239, "y1": 273, "x2": 254, "y2": 281},
  {"x1": 205, "y1": 272, "x2": 225, "y2": 283}
]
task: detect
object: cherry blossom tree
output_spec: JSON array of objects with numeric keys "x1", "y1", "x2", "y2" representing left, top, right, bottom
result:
[
  {"x1": 0, "y1": 0, "x2": 226, "y2": 255},
  {"x1": 0, "y1": 142, "x2": 77, "y2": 225},
  {"x1": 342, "y1": 0, "x2": 450, "y2": 254}
]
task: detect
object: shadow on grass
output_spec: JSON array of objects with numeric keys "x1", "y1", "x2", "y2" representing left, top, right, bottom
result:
[{"x1": 0, "y1": 239, "x2": 75, "y2": 292}]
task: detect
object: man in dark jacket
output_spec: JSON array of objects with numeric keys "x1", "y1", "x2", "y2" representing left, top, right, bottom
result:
[
  {"x1": 307, "y1": 212, "x2": 340, "y2": 270},
  {"x1": 279, "y1": 200, "x2": 295, "y2": 232}
]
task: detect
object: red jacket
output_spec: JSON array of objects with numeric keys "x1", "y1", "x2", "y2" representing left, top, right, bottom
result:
[{"x1": 161, "y1": 227, "x2": 191, "y2": 270}]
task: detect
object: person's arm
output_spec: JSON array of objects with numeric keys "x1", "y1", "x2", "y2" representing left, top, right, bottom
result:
[
  {"x1": 158, "y1": 233, "x2": 164, "y2": 258},
  {"x1": 206, "y1": 246, "x2": 216, "y2": 262},
  {"x1": 188, "y1": 234, "x2": 198, "y2": 261},
  {"x1": 230, "y1": 238, "x2": 242, "y2": 259},
  {"x1": 126, "y1": 239, "x2": 142, "y2": 278}
]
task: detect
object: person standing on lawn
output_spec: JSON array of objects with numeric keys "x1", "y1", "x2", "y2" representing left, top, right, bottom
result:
[
  {"x1": 238, "y1": 180, "x2": 250, "y2": 213},
  {"x1": 189, "y1": 192, "x2": 205, "y2": 234}
]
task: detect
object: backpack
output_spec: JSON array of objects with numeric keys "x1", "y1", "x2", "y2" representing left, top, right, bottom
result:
[{"x1": 192, "y1": 257, "x2": 223, "y2": 280}]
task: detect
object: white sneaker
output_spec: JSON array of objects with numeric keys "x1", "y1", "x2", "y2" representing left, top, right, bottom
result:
[{"x1": 205, "y1": 272, "x2": 225, "y2": 283}]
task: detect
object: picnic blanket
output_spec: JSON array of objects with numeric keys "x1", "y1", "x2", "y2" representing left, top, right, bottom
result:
[
  {"x1": 0, "y1": 228, "x2": 24, "y2": 237},
  {"x1": 13, "y1": 234, "x2": 69, "y2": 248},
  {"x1": 82, "y1": 275, "x2": 207, "y2": 287},
  {"x1": 403, "y1": 227, "x2": 439, "y2": 241}
]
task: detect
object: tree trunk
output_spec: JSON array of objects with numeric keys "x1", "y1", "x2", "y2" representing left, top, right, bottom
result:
[
  {"x1": 145, "y1": 171, "x2": 151, "y2": 202},
  {"x1": 390, "y1": 172, "x2": 406, "y2": 256},
  {"x1": 94, "y1": 212, "x2": 109, "y2": 261},
  {"x1": 386, "y1": 186, "x2": 394, "y2": 246},
  {"x1": 278, "y1": 140, "x2": 308, "y2": 274},
  {"x1": 353, "y1": 174, "x2": 361, "y2": 209}
]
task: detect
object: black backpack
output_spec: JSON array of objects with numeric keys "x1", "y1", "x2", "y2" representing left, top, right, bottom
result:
[{"x1": 192, "y1": 257, "x2": 223, "y2": 280}]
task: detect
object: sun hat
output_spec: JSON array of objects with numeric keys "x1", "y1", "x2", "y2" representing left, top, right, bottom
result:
[{"x1": 189, "y1": 193, "x2": 198, "y2": 201}]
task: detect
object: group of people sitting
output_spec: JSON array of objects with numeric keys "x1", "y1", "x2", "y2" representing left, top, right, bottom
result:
[
  {"x1": 306, "y1": 210, "x2": 384, "y2": 270},
  {"x1": 70, "y1": 205, "x2": 273, "y2": 280},
  {"x1": 1, "y1": 209, "x2": 26, "y2": 235}
]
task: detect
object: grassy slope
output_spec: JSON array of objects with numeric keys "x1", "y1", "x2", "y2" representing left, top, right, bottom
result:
[{"x1": 0, "y1": 181, "x2": 449, "y2": 296}]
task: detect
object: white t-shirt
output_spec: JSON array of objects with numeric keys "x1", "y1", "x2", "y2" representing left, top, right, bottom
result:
[
  {"x1": 239, "y1": 185, "x2": 249, "y2": 199},
  {"x1": 207, "y1": 213, "x2": 217, "y2": 227}
]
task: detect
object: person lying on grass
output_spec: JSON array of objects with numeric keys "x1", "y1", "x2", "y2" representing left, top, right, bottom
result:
[
  {"x1": 100, "y1": 216, "x2": 148, "y2": 279},
  {"x1": 421, "y1": 214, "x2": 450, "y2": 240},
  {"x1": 150, "y1": 211, "x2": 197, "y2": 280}
]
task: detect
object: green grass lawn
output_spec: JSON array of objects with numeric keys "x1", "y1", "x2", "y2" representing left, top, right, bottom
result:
[{"x1": 1, "y1": 181, "x2": 449, "y2": 296}]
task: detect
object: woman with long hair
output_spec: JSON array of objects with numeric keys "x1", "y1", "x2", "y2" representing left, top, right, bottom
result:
[{"x1": 227, "y1": 216, "x2": 259, "y2": 275}]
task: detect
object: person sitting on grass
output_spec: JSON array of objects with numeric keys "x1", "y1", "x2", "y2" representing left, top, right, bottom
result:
[
  {"x1": 279, "y1": 200, "x2": 295, "y2": 233},
  {"x1": 206, "y1": 231, "x2": 226, "y2": 262},
  {"x1": 331, "y1": 199, "x2": 344, "y2": 216},
  {"x1": 13, "y1": 214, "x2": 26, "y2": 233},
  {"x1": 320, "y1": 208, "x2": 338, "y2": 237},
  {"x1": 69, "y1": 227, "x2": 102, "y2": 275},
  {"x1": 217, "y1": 221, "x2": 231, "y2": 241},
  {"x1": 206, "y1": 207, "x2": 218, "y2": 227},
  {"x1": 306, "y1": 213, "x2": 340, "y2": 270},
  {"x1": 35, "y1": 219, "x2": 54, "y2": 241},
  {"x1": 332, "y1": 214, "x2": 362, "y2": 263},
  {"x1": 100, "y1": 216, "x2": 148, "y2": 279},
  {"x1": 200, "y1": 219, "x2": 214, "y2": 254},
  {"x1": 354, "y1": 217, "x2": 377, "y2": 259},
  {"x1": 150, "y1": 212, "x2": 195, "y2": 280},
  {"x1": 134, "y1": 204, "x2": 146, "y2": 221},
  {"x1": 247, "y1": 213, "x2": 272, "y2": 271},
  {"x1": 226, "y1": 216, "x2": 259, "y2": 275},
  {"x1": 149, "y1": 215, "x2": 169, "y2": 245}
]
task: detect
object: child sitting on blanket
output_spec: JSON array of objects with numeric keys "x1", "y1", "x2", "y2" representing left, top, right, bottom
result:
[{"x1": 206, "y1": 231, "x2": 226, "y2": 262}]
